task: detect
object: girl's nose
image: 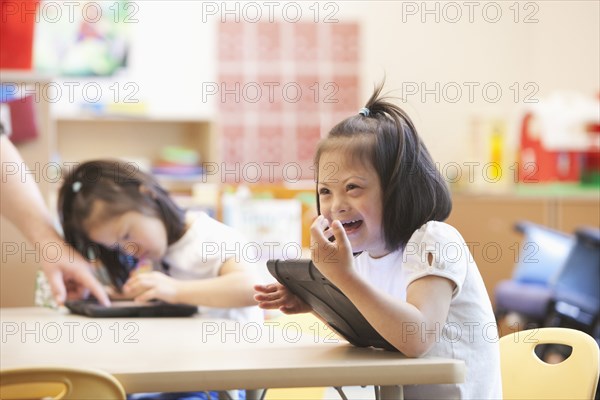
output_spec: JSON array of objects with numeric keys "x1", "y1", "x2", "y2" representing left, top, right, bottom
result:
[{"x1": 331, "y1": 196, "x2": 348, "y2": 215}]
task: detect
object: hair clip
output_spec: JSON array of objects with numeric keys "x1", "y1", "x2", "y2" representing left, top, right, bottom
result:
[
  {"x1": 72, "y1": 181, "x2": 82, "y2": 193},
  {"x1": 358, "y1": 107, "x2": 370, "y2": 117}
]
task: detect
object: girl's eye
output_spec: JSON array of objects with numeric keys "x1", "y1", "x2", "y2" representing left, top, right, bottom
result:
[
  {"x1": 346, "y1": 184, "x2": 359, "y2": 191},
  {"x1": 318, "y1": 187, "x2": 330, "y2": 195}
]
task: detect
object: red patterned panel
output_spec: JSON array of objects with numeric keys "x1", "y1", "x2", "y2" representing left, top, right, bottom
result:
[
  {"x1": 296, "y1": 123, "x2": 321, "y2": 161},
  {"x1": 219, "y1": 23, "x2": 245, "y2": 62},
  {"x1": 217, "y1": 21, "x2": 360, "y2": 181},
  {"x1": 294, "y1": 75, "x2": 320, "y2": 113},
  {"x1": 222, "y1": 124, "x2": 246, "y2": 165},
  {"x1": 293, "y1": 23, "x2": 318, "y2": 61},
  {"x1": 253, "y1": 75, "x2": 284, "y2": 113},
  {"x1": 331, "y1": 23, "x2": 359, "y2": 63},
  {"x1": 256, "y1": 23, "x2": 281, "y2": 61},
  {"x1": 257, "y1": 124, "x2": 284, "y2": 167},
  {"x1": 217, "y1": 75, "x2": 245, "y2": 113},
  {"x1": 331, "y1": 75, "x2": 359, "y2": 113}
]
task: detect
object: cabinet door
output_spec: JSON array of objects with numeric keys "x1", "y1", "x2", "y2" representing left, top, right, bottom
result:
[
  {"x1": 446, "y1": 196, "x2": 550, "y2": 309},
  {"x1": 556, "y1": 198, "x2": 600, "y2": 232}
]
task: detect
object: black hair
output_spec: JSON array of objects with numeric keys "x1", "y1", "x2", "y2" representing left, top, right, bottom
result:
[
  {"x1": 57, "y1": 159, "x2": 186, "y2": 289},
  {"x1": 314, "y1": 82, "x2": 452, "y2": 251}
]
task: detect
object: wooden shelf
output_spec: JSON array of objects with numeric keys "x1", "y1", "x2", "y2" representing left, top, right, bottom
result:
[
  {"x1": 0, "y1": 70, "x2": 54, "y2": 84},
  {"x1": 55, "y1": 117, "x2": 220, "y2": 184}
]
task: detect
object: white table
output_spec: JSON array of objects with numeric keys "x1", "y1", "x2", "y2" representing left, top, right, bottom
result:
[{"x1": 0, "y1": 307, "x2": 465, "y2": 398}]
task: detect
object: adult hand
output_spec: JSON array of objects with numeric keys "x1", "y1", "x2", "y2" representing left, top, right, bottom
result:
[{"x1": 41, "y1": 241, "x2": 110, "y2": 306}]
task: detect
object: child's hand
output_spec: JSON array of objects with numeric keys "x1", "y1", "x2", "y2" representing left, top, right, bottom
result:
[
  {"x1": 310, "y1": 215, "x2": 357, "y2": 285},
  {"x1": 105, "y1": 285, "x2": 133, "y2": 300},
  {"x1": 123, "y1": 271, "x2": 181, "y2": 304},
  {"x1": 254, "y1": 283, "x2": 312, "y2": 314}
]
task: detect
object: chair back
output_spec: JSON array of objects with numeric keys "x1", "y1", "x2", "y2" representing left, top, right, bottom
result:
[
  {"x1": 0, "y1": 366, "x2": 126, "y2": 400},
  {"x1": 512, "y1": 221, "x2": 574, "y2": 285},
  {"x1": 552, "y1": 227, "x2": 600, "y2": 326},
  {"x1": 500, "y1": 327, "x2": 600, "y2": 399},
  {"x1": 494, "y1": 222, "x2": 574, "y2": 320}
]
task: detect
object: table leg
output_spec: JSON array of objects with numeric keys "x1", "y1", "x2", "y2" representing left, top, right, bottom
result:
[
  {"x1": 245, "y1": 389, "x2": 266, "y2": 400},
  {"x1": 378, "y1": 385, "x2": 404, "y2": 400}
]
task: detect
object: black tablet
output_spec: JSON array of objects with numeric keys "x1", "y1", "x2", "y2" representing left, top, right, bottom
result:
[
  {"x1": 64, "y1": 299, "x2": 198, "y2": 318},
  {"x1": 267, "y1": 259, "x2": 397, "y2": 351}
]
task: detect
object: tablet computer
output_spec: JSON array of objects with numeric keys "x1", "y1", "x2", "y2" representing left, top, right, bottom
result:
[
  {"x1": 64, "y1": 299, "x2": 198, "y2": 318},
  {"x1": 267, "y1": 259, "x2": 396, "y2": 351}
]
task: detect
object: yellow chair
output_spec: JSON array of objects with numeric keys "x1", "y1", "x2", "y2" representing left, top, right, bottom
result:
[
  {"x1": 0, "y1": 366, "x2": 126, "y2": 400},
  {"x1": 500, "y1": 327, "x2": 600, "y2": 399}
]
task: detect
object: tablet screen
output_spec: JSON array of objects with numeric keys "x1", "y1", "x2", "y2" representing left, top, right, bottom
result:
[{"x1": 65, "y1": 299, "x2": 198, "y2": 318}]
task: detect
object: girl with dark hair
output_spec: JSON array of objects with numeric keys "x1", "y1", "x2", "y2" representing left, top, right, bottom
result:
[
  {"x1": 256, "y1": 83, "x2": 502, "y2": 399},
  {"x1": 58, "y1": 159, "x2": 261, "y2": 323}
]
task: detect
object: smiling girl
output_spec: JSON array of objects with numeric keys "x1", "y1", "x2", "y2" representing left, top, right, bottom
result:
[{"x1": 255, "y1": 83, "x2": 502, "y2": 399}]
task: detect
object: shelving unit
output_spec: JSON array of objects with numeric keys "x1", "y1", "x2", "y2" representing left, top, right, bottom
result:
[
  {"x1": 55, "y1": 116, "x2": 220, "y2": 186},
  {"x1": 1, "y1": 71, "x2": 220, "y2": 306},
  {"x1": 56, "y1": 116, "x2": 215, "y2": 162}
]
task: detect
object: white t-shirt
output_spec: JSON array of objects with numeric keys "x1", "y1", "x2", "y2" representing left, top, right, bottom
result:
[
  {"x1": 163, "y1": 212, "x2": 263, "y2": 323},
  {"x1": 354, "y1": 221, "x2": 502, "y2": 400}
]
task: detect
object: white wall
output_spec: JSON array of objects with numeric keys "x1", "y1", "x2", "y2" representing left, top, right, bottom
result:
[
  {"x1": 127, "y1": 1, "x2": 217, "y2": 118},
  {"x1": 354, "y1": 1, "x2": 599, "y2": 165}
]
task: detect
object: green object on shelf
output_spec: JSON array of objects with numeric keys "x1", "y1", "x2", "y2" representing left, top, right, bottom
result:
[
  {"x1": 581, "y1": 171, "x2": 600, "y2": 187},
  {"x1": 515, "y1": 183, "x2": 600, "y2": 197},
  {"x1": 160, "y1": 146, "x2": 200, "y2": 165},
  {"x1": 295, "y1": 192, "x2": 317, "y2": 206}
]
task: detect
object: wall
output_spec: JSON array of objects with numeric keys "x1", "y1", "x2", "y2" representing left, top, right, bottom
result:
[
  {"x1": 356, "y1": 1, "x2": 599, "y2": 166},
  {"x1": 46, "y1": 1, "x2": 600, "y2": 166}
]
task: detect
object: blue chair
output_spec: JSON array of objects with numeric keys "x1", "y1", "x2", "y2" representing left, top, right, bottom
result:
[
  {"x1": 495, "y1": 221, "x2": 575, "y2": 326},
  {"x1": 547, "y1": 227, "x2": 600, "y2": 339}
]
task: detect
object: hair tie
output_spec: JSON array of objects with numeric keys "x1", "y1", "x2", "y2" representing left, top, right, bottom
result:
[
  {"x1": 72, "y1": 181, "x2": 82, "y2": 193},
  {"x1": 358, "y1": 107, "x2": 370, "y2": 117}
]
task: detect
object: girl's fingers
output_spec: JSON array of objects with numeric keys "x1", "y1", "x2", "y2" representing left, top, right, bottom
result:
[
  {"x1": 134, "y1": 288, "x2": 156, "y2": 303},
  {"x1": 257, "y1": 298, "x2": 286, "y2": 309},
  {"x1": 254, "y1": 289, "x2": 286, "y2": 302},
  {"x1": 123, "y1": 277, "x2": 150, "y2": 297},
  {"x1": 330, "y1": 220, "x2": 351, "y2": 253},
  {"x1": 254, "y1": 284, "x2": 279, "y2": 293},
  {"x1": 310, "y1": 216, "x2": 332, "y2": 249},
  {"x1": 122, "y1": 279, "x2": 137, "y2": 293},
  {"x1": 311, "y1": 215, "x2": 330, "y2": 233},
  {"x1": 323, "y1": 227, "x2": 334, "y2": 240}
]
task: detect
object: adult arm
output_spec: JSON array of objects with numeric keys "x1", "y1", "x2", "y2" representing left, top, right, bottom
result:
[{"x1": 0, "y1": 135, "x2": 109, "y2": 305}]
